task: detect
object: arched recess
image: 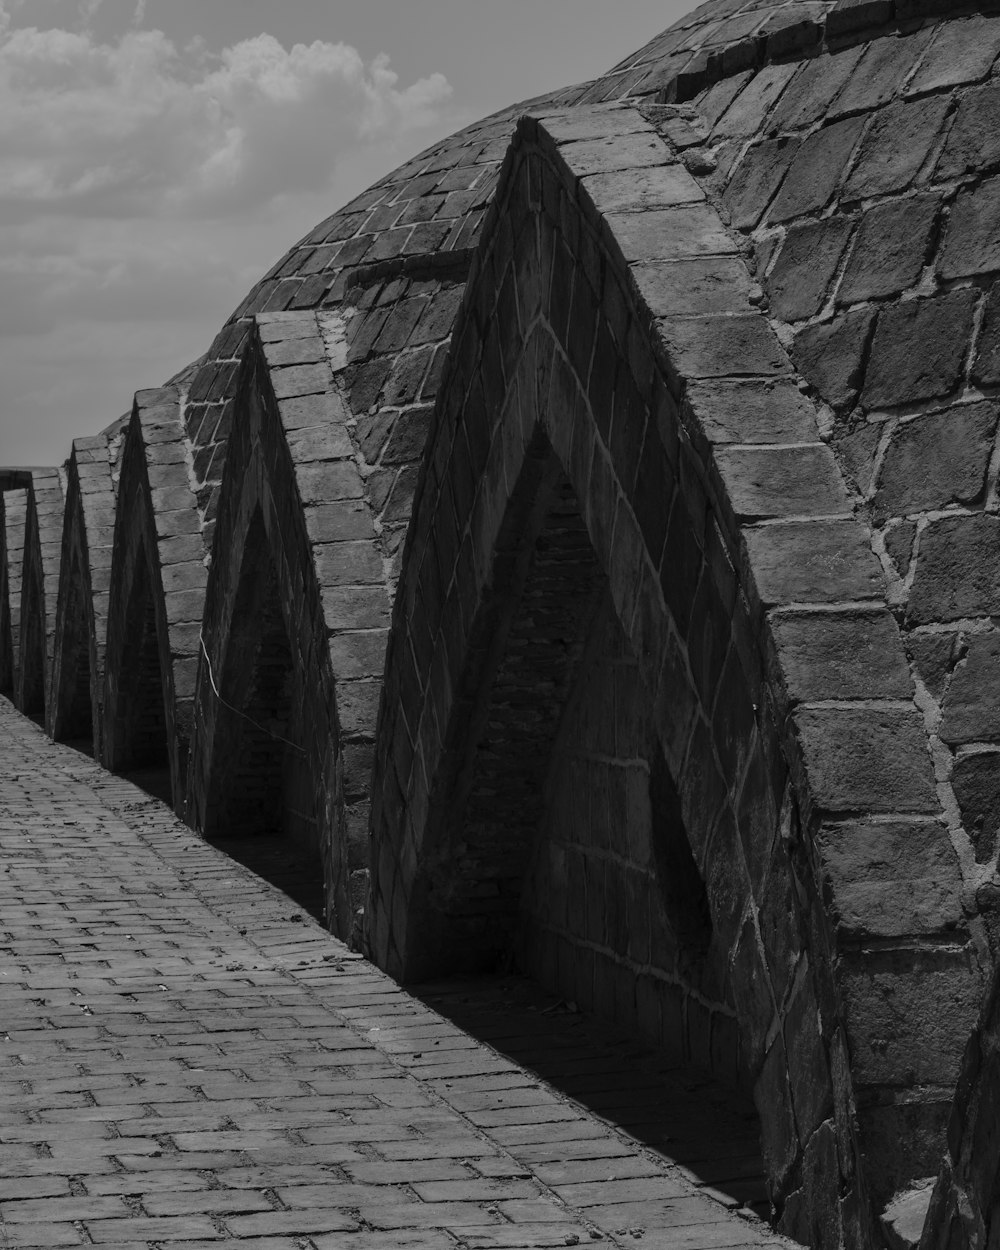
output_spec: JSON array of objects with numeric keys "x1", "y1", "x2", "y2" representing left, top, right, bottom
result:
[
  {"x1": 188, "y1": 312, "x2": 389, "y2": 942},
  {"x1": 369, "y1": 104, "x2": 974, "y2": 1248},
  {"x1": 0, "y1": 487, "x2": 28, "y2": 699},
  {"x1": 49, "y1": 435, "x2": 116, "y2": 752},
  {"x1": 16, "y1": 468, "x2": 64, "y2": 723},
  {"x1": 101, "y1": 388, "x2": 206, "y2": 811}
]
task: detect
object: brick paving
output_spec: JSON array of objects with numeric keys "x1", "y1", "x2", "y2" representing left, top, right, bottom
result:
[{"x1": 0, "y1": 697, "x2": 788, "y2": 1250}]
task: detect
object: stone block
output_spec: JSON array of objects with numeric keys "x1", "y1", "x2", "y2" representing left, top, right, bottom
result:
[
  {"x1": 582, "y1": 164, "x2": 703, "y2": 213},
  {"x1": 936, "y1": 83, "x2": 1000, "y2": 180},
  {"x1": 952, "y1": 751, "x2": 1000, "y2": 863},
  {"x1": 722, "y1": 136, "x2": 799, "y2": 230},
  {"x1": 285, "y1": 424, "x2": 354, "y2": 464},
  {"x1": 606, "y1": 206, "x2": 736, "y2": 262},
  {"x1": 906, "y1": 631, "x2": 958, "y2": 700},
  {"x1": 744, "y1": 518, "x2": 884, "y2": 607},
  {"x1": 686, "y1": 378, "x2": 819, "y2": 446},
  {"x1": 770, "y1": 607, "x2": 912, "y2": 703},
  {"x1": 713, "y1": 62, "x2": 799, "y2": 138},
  {"x1": 973, "y1": 282, "x2": 1000, "y2": 387},
  {"x1": 304, "y1": 500, "x2": 373, "y2": 544},
  {"x1": 766, "y1": 216, "x2": 854, "y2": 323},
  {"x1": 862, "y1": 291, "x2": 978, "y2": 410},
  {"x1": 657, "y1": 313, "x2": 789, "y2": 381},
  {"x1": 908, "y1": 17, "x2": 1000, "y2": 96},
  {"x1": 268, "y1": 363, "x2": 331, "y2": 400},
  {"x1": 716, "y1": 444, "x2": 848, "y2": 521},
  {"x1": 826, "y1": 0, "x2": 893, "y2": 38},
  {"x1": 631, "y1": 257, "x2": 754, "y2": 318},
  {"x1": 768, "y1": 45, "x2": 867, "y2": 132},
  {"x1": 793, "y1": 706, "x2": 938, "y2": 815},
  {"x1": 313, "y1": 541, "x2": 383, "y2": 586},
  {"x1": 843, "y1": 97, "x2": 951, "y2": 201},
  {"x1": 793, "y1": 309, "x2": 875, "y2": 411},
  {"x1": 940, "y1": 178, "x2": 1000, "y2": 280},
  {"x1": 941, "y1": 634, "x2": 1000, "y2": 745},
  {"x1": 874, "y1": 402, "x2": 998, "y2": 522},
  {"x1": 818, "y1": 819, "x2": 965, "y2": 938},
  {"x1": 261, "y1": 335, "x2": 326, "y2": 368},
  {"x1": 769, "y1": 116, "x2": 866, "y2": 224},
  {"x1": 908, "y1": 515, "x2": 1000, "y2": 624},
  {"x1": 295, "y1": 462, "x2": 364, "y2": 505},
  {"x1": 831, "y1": 28, "x2": 934, "y2": 117},
  {"x1": 838, "y1": 195, "x2": 940, "y2": 307},
  {"x1": 837, "y1": 945, "x2": 981, "y2": 1086}
]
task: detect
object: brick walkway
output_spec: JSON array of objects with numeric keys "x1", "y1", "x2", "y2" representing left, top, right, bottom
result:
[{"x1": 0, "y1": 697, "x2": 790, "y2": 1250}]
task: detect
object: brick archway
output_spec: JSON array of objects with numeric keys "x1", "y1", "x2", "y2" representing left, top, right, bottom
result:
[
  {"x1": 49, "y1": 436, "x2": 117, "y2": 751},
  {"x1": 101, "y1": 389, "x2": 206, "y2": 810},
  {"x1": 368, "y1": 103, "x2": 977, "y2": 1246},
  {"x1": 15, "y1": 469, "x2": 64, "y2": 721},
  {"x1": 188, "y1": 314, "x2": 390, "y2": 941}
]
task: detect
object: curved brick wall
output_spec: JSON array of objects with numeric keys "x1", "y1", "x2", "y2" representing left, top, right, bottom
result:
[{"x1": 7, "y1": 4, "x2": 1000, "y2": 1247}]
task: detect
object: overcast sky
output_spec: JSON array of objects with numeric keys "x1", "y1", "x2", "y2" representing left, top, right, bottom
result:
[{"x1": 1, "y1": 0, "x2": 698, "y2": 466}]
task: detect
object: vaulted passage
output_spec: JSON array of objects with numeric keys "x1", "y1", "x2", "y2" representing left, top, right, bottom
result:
[
  {"x1": 406, "y1": 442, "x2": 765, "y2": 1208},
  {"x1": 53, "y1": 556, "x2": 94, "y2": 753},
  {"x1": 200, "y1": 516, "x2": 323, "y2": 921},
  {"x1": 110, "y1": 553, "x2": 171, "y2": 803}
]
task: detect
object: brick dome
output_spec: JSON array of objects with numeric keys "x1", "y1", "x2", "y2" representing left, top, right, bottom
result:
[{"x1": 6, "y1": 5, "x2": 1000, "y2": 1249}]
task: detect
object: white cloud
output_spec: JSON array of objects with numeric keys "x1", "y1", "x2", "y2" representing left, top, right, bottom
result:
[{"x1": 0, "y1": 8, "x2": 461, "y2": 464}]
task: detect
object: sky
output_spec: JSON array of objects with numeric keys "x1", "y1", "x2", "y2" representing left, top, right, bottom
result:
[{"x1": 0, "y1": 0, "x2": 699, "y2": 466}]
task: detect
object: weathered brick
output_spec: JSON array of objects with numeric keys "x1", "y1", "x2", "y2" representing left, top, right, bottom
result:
[
  {"x1": 907, "y1": 15, "x2": 1000, "y2": 96},
  {"x1": 837, "y1": 195, "x2": 939, "y2": 307},
  {"x1": 908, "y1": 515, "x2": 1000, "y2": 624},
  {"x1": 873, "y1": 402, "x2": 998, "y2": 521},
  {"x1": 768, "y1": 116, "x2": 866, "y2": 224},
  {"x1": 819, "y1": 818, "x2": 964, "y2": 937},
  {"x1": 941, "y1": 635, "x2": 1000, "y2": 746},
  {"x1": 722, "y1": 136, "x2": 799, "y2": 230},
  {"x1": 744, "y1": 518, "x2": 884, "y2": 606},
  {"x1": 843, "y1": 97, "x2": 951, "y2": 202},
  {"x1": 937, "y1": 82, "x2": 1000, "y2": 180},
  {"x1": 770, "y1": 607, "x2": 912, "y2": 703},
  {"x1": 792, "y1": 308, "x2": 875, "y2": 411},
  {"x1": 862, "y1": 291, "x2": 978, "y2": 410},
  {"x1": 606, "y1": 205, "x2": 737, "y2": 261},
  {"x1": 716, "y1": 444, "x2": 848, "y2": 521},
  {"x1": 794, "y1": 707, "x2": 938, "y2": 815},
  {"x1": 658, "y1": 314, "x2": 790, "y2": 380},
  {"x1": 713, "y1": 62, "x2": 798, "y2": 137},
  {"x1": 952, "y1": 751, "x2": 1000, "y2": 863},
  {"x1": 829, "y1": 28, "x2": 934, "y2": 118},
  {"x1": 940, "y1": 178, "x2": 1000, "y2": 281},
  {"x1": 765, "y1": 215, "x2": 854, "y2": 322},
  {"x1": 768, "y1": 44, "x2": 867, "y2": 131},
  {"x1": 686, "y1": 378, "x2": 819, "y2": 445},
  {"x1": 582, "y1": 164, "x2": 703, "y2": 213},
  {"x1": 973, "y1": 281, "x2": 1000, "y2": 387},
  {"x1": 826, "y1": 0, "x2": 893, "y2": 39}
]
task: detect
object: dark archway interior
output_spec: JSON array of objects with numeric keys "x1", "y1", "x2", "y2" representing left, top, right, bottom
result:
[
  {"x1": 114, "y1": 554, "x2": 172, "y2": 803},
  {"x1": 202, "y1": 517, "x2": 324, "y2": 921},
  {"x1": 55, "y1": 560, "x2": 95, "y2": 754},
  {"x1": 19, "y1": 567, "x2": 46, "y2": 724},
  {"x1": 412, "y1": 441, "x2": 767, "y2": 1215}
]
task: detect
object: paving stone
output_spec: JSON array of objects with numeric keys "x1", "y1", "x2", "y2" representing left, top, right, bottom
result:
[{"x1": 0, "y1": 699, "x2": 781, "y2": 1250}]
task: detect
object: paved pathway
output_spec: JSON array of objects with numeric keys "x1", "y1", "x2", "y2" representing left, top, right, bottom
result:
[{"x1": 0, "y1": 697, "x2": 790, "y2": 1250}]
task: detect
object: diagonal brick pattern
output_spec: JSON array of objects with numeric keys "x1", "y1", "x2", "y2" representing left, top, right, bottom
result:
[{"x1": 0, "y1": 696, "x2": 787, "y2": 1250}]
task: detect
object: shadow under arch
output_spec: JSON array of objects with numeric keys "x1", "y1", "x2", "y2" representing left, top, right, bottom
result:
[
  {"x1": 194, "y1": 507, "x2": 325, "y2": 920},
  {"x1": 367, "y1": 107, "x2": 899, "y2": 1247},
  {"x1": 187, "y1": 320, "x2": 379, "y2": 942},
  {"x1": 49, "y1": 436, "x2": 117, "y2": 755}
]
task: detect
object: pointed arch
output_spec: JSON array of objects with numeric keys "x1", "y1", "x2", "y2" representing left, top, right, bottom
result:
[
  {"x1": 188, "y1": 312, "x2": 390, "y2": 941},
  {"x1": 101, "y1": 389, "x2": 206, "y2": 810},
  {"x1": 369, "y1": 103, "x2": 975, "y2": 1246},
  {"x1": 15, "y1": 469, "x2": 64, "y2": 721},
  {"x1": 49, "y1": 434, "x2": 117, "y2": 751}
]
